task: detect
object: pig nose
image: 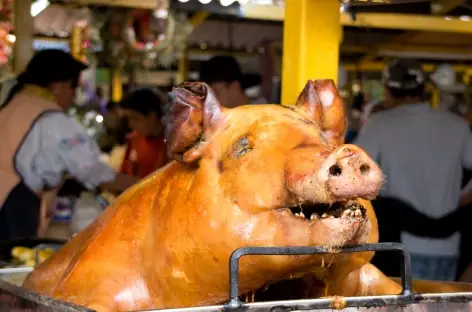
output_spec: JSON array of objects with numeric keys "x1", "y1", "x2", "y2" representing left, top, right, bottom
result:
[{"x1": 320, "y1": 144, "x2": 383, "y2": 201}]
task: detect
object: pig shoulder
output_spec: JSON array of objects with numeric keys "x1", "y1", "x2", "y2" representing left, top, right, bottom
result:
[{"x1": 24, "y1": 162, "x2": 183, "y2": 308}]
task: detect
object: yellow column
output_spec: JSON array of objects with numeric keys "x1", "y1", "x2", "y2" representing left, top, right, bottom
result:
[
  {"x1": 177, "y1": 46, "x2": 188, "y2": 85},
  {"x1": 431, "y1": 88, "x2": 440, "y2": 109},
  {"x1": 70, "y1": 22, "x2": 89, "y2": 62},
  {"x1": 281, "y1": 0, "x2": 341, "y2": 105},
  {"x1": 70, "y1": 24, "x2": 81, "y2": 60},
  {"x1": 111, "y1": 68, "x2": 122, "y2": 102}
]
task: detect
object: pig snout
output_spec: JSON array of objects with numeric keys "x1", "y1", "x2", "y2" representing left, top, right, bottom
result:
[{"x1": 319, "y1": 144, "x2": 383, "y2": 201}]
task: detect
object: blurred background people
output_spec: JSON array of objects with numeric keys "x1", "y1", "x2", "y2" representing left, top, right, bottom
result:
[
  {"x1": 119, "y1": 88, "x2": 168, "y2": 179},
  {"x1": 98, "y1": 100, "x2": 131, "y2": 172},
  {"x1": 98, "y1": 101, "x2": 130, "y2": 155},
  {"x1": 0, "y1": 49, "x2": 138, "y2": 240},
  {"x1": 345, "y1": 91, "x2": 366, "y2": 143},
  {"x1": 355, "y1": 58, "x2": 472, "y2": 281},
  {"x1": 199, "y1": 55, "x2": 263, "y2": 107}
]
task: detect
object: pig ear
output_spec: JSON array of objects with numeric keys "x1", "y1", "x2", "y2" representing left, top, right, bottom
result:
[
  {"x1": 295, "y1": 79, "x2": 347, "y2": 146},
  {"x1": 163, "y1": 82, "x2": 223, "y2": 164},
  {"x1": 294, "y1": 80, "x2": 324, "y2": 125}
]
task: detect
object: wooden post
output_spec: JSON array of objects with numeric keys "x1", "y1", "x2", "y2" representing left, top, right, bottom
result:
[{"x1": 13, "y1": 0, "x2": 34, "y2": 73}]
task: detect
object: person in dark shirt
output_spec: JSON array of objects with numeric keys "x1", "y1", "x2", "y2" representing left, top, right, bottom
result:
[{"x1": 199, "y1": 55, "x2": 263, "y2": 107}]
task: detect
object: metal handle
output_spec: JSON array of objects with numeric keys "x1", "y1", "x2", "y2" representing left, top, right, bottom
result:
[{"x1": 224, "y1": 242, "x2": 414, "y2": 309}]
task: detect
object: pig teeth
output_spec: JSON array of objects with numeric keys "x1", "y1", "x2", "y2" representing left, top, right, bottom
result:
[
  {"x1": 295, "y1": 212, "x2": 304, "y2": 218},
  {"x1": 354, "y1": 209, "x2": 362, "y2": 217},
  {"x1": 322, "y1": 213, "x2": 328, "y2": 218},
  {"x1": 341, "y1": 209, "x2": 351, "y2": 218},
  {"x1": 310, "y1": 213, "x2": 318, "y2": 220}
]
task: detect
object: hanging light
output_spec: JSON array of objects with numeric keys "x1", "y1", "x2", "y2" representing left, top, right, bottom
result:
[
  {"x1": 220, "y1": 0, "x2": 236, "y2": 6},
  {"x1": 31, "y1": 0, "x2": 50, "y2": 17},
  {"x1": 6, "y1": 34, "x2": 15, "y2": 43},
  {"x1": 199, "y1": 0, "x2": 213, "y2": 4},
  {"x1": 248, "y1": 0, "x2": 273, "y2": 4},
  {"x1": 153, "y1": 8, "x2": 168, "y2": 19}
]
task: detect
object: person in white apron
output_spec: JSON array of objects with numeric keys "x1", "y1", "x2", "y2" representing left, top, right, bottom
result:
[{"x1": 0, "y1": 49, "x2": 138, "y2": 240}]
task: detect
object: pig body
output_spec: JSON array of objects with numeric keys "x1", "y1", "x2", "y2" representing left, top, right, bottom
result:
[{"x1": 23, "y1": 81, "x2": 472, "y2": 311}]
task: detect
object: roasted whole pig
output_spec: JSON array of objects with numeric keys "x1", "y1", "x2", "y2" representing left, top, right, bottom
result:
[{"x1": 23, "y1": 80, "x2": 472, "y2": 311}]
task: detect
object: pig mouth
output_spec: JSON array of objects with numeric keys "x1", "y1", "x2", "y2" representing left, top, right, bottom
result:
[{"x1": 286, "y1": 200, "x2": 366, "y2": 221}]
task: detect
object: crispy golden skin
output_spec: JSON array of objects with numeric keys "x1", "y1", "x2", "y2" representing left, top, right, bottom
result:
[{"x1": 23, "y1": 80, "x2": 472, "y2": 311}]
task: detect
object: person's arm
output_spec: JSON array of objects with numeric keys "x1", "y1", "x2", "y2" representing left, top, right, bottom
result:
[
  {"x1": 460, "y1": 181, "x2": 472, "y2": 207},
  {"x1": 459, "y1": 128, "x2": 472, "y2": 207},
  {"x1": 100, "y1": 174, "x2": 138, "y2": 195},
  {"x1": 35, "y1": 114, "x2": 138, "y2": 195}
]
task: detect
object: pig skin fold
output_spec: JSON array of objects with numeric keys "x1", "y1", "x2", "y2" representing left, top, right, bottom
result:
[{"x1": 22, "y1": 80, "x2": 472, "y2": 311}]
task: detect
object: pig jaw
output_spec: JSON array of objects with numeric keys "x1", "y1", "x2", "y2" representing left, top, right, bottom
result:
[{"x1": 278, "y1": 143, "x2": 382, "y2": 247}]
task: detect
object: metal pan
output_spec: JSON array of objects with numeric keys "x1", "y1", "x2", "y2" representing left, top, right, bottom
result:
[
  {"x1": 148, "y1": 243, "x2": 472, "y2": 312},
  {"x1": 0, "y1": 238, "x2": 67, "y2": 264},
  {"x1": 1, "y1": 242, "x2": 472, "y2": 311}
]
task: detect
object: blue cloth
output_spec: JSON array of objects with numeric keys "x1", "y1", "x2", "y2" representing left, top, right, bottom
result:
[
  {"x1": 345, "y1": 130, "x2": 358, "y2": 144},
  {"x1": 410, "y1": 253, "x2": 458, "y2": 281}
]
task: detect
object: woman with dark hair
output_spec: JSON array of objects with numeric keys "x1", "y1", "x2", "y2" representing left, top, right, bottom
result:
[
  {"x1": 0, "y1": 49, "x2": 138, "y2": 240},
  {"x1": 119, "y1": 88, "x2": 168, "y2": 178}
]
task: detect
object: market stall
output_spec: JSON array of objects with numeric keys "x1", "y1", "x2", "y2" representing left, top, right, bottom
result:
[{"x1": 1, "y1": 1, "x2": 472, "y2": 311}]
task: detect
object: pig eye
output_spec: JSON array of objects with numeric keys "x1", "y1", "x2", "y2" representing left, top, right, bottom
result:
[{"x1": 233, "y1": 136, "x2": 252, "y2": 157}]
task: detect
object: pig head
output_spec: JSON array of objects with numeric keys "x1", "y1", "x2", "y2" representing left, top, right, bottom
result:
[{"x1": 23, "y1": 80, "x2": 386, "y2": 311}]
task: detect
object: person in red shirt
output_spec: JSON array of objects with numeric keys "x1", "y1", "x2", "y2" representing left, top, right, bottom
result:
[{"x1": 119, "y1": 88, "x2": 168, "y2": 178}]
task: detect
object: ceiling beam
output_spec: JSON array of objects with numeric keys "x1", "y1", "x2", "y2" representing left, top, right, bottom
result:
[
  {"x1": 359, "y1": 32, "x2": 418, "y2": 64},
  {"x1": 371, "y1": 43, "x2": 472, "y2": 56},
  {"x1": 188, "y1": 44, "x2": 472, "y2": 57},
  {"x1": 339, "y1": 13, "x2": 472, "y2": 33},
  {"x1": 343, "y1": 62, "x2": 472, "y2": 73},
  {"x1": 74, "y1": 0, "x2": 157, "y2": 9},
  {"x1": 240, "y1": 4, "x2": 472, "y2": 34},
  {"x1": 431, "y1": 0, "x2": 464, "y2": 15},
  {"x1": 53, "y1": 2, "x2": 472, "y2": 35},
  {"x1": 190, "y1": 11, "x2": 209, "y2": 26}
]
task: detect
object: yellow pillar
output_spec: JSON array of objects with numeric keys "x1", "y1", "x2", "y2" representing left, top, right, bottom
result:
[
  {"x1": 111, "y1": 68, "x2": 122, "y2": 102},
  {"x1": 464, "y1": 71, "x2": 471, "y2": 86},
  {"x1": 431, "y1": 88, "x2": 440, "y2": 109},
  {"x1": 281, "y1": 0, "x2": 341, "y2": 105},
  {"x1": 177, "y1": 46, "x2": 188, "y2": 85},
  {"x1": 70, "y1": 24, "x2": 81, "y2": 60},
  {"x1": 70, "y1": 22, "x2": 89, "y2": 62}
]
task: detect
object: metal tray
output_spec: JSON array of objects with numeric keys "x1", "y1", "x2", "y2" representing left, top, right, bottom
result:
[
  {"x1": 0, "y1": 239, "x2": 65, "y2": 287},
  {"x1": 0, "y1": 238, "x2": 66, "y2": 264},
  {"x1": 1, "y1": 242, "x2": 472, "y2": 311}
]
